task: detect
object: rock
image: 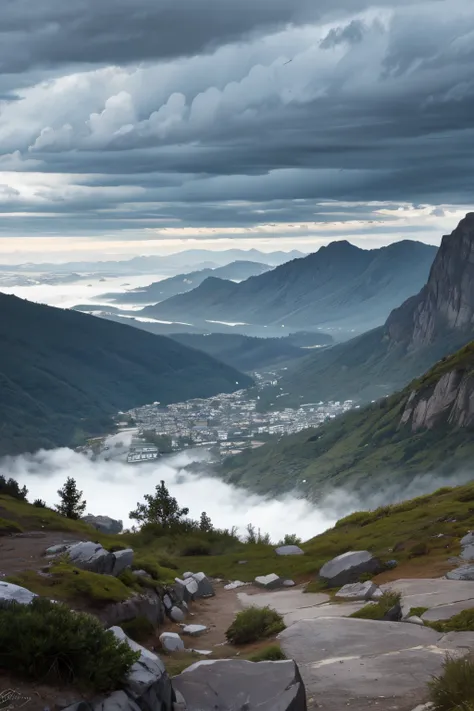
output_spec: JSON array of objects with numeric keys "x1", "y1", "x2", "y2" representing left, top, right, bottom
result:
[
  {"x1": 159, "y1": 632, "x2": 184, "y2": 653},
  {"x1": 45, "y1": 543, "x2": 69, "y2": 556},
  {"x1": 446, "y1": 564, "x2": 474, "y2": 581},
  {"x1": 283, "y1": 580, "x2": 296, "y2": 587},
  {"x1": 238, "y1": 560, "x2": 248, "y2": 564},
  {"x1": 0, "y1": 581, "x2": 36, "y2": 605},
  {"x1": 182, "y1": 624, "x2": 208, "y2": 637},
  {"x1": 255, "y1": 574, "x2": 282, "y2": 589},
  {"x1": 170, "y1": 606, "x2": 185, "y2": 623},
  {"x1": 163, "y1": 594, "x2": 173, "y2": 610},
  {"x1": 100, "y1": 591, "x2": 165, "y2": 629},
  {"x1": 112, "y1": 549, "x2": 134, "y2": 577},
  {"x1": 275, "y1": 545, "x2": 304, "y2": 556},
  {"x1": 82, "y1": 515, "x2": 123, "y2": 535},
  {"x1": 335, "y1": 581, "x2": 379, "y2": 601},
  {"x1": 173, "y1": 690, "x2": 187, "y2": 711},
  {"x1": 382, "y1": 602, "x2": 402, "y2": 622},
  {"x1": 191, "y1": 572, "x2": 214, "y2": 598},
  {"x1": 110, "y1": 627, "x2": 174, "y2": 711},
  {"x1": 67, "y1": 541, "x2": 115, "y2": 575},
  {"x1": 319, "y1": 551, "x2": 382, "y2": 588},
  {"x1": 174, "y1": 579, "x2": 192, "y2": 604},
  {"x1": 385, "y1": 559, "x2": 398, "y2": 570},
  {"x1": 405, "y1": 616, "x2": 425, "y2": 626},
  {"x1": 192, "y1": 649, "x2": 212, "y2": 655},
  {"x1": 411, "y1": 704, "x2": 434, "y2": 711},
  {"x1": 173, "y1": 659, "x2": 306, "y2": 711},
  {"x1": 422, "y1": 599, "x2": 474, "y2": 622},
  {"x1": 460, "y1": 532, "x2": 474, "y2": 560},
  {"x1": 183, "y1": 572, "x2": 194, "y2": 580},
  {"x1": 133, "y1": 570, "x2": 150, "y2": 578},
  {"x1": 224, "y1": 581, "x2": 248, "y2": 590},
  {"x1": 61, "y1": 694, "x2": 142, "y2": 711}
]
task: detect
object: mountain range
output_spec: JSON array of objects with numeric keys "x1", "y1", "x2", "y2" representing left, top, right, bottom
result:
[
  {"x1": 269, "y1": 213, "x2": 474, "y2": 406},
  {"x1": 0, "y1": 294, "x2": 251, "y2": 457},
  {"x1": 102, "y1": 261, "x2": 272, "y2": 305},
  {"x1": 221, "y1": 340, "x2": 474, "y2": 497},
  {"x1": 141, "y1": 240, "x2": 437, "y2": 334}
]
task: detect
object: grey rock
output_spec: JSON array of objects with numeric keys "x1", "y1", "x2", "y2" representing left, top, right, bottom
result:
[
  {"x1": 92, "y1": 691, "x2": 141, "y2": 711},
  {"x1": 45, "y1": 543, "x2": 69, "y2": 556},
  {"x1": 382, "y1": 602, "x2": 402, "y2": 622},
  {"x1": 174, "y1": 578, "x2": 192, "y2": 604},
  {"x1": 173, "y1": 659, "x2": 306, "y2": 711},
  {"x1": 83, "y1": 515, "x2": 123, "y2": 535},
  {"x1": 159, "y1": 632, "x2": 184, "y2": 653},
  {"x1": 134, "y1": 570, "x2": 150, "y2": 578},
  {"x1": 184, "y1": 578, "x2": 199, "y2": 599},
  {"x1": 182, "y1": 624, "x2": 208, "y2": 637},
  {"x1": 110, "y1": 627, "x2": 174, "y2": 711},
  {"x1": 112, "y1": 549, "x2": 134, "y2": 577},
  {"x1": 335, "y1": 581, "x2": 379, "y2": 601},
  {"x1": 283, "y1": 580, "x2": 296, "y2": 587},
  {"x1": 319, "y1": 551, "x2": 382, "y2": 588},
  {"x1": 163, "y1": 594, "x2": 173, "y2": 610},
  {"x1": 191, "y1": 572, "x2": 214, "y2": 598},
  {"x1": 405, "y1": 616, "x2": 425, "y2": 626},
  {"x1": 446, "y1": 564, "x2": 474, "y2": 581},
  {"x1": 173, "y1": 689, "x2": 187, "y2": 711},
  {"x1": 224, "y1": 581, "x2": 248, "y2": 590},
  {"x1": 460, "y1": 532, "x2": 474, "y2": 547},
  {"x1": 275, "y1": 545, "x2": 304, "y2": 556},
  {"x1": 0, "y1": 581, "x2": 36, "y2": 605},
  {"x1": 183, "y1": 572, "x2": 194, "y2": 580},
  {"x1": 422, "y1": 599, "x2": 474, "y2": 622},
  {"x1": 67, "y1": 541, "x2": 115, "y2": 575},
  {"x1": 385, "y1": 559, "x2": 398, "y2": 570},
  {"x1": 100, "y1": 591, "x2": 165, "y2": 629},
  {"x1": 460, "y1": 534, "x2": 474, "y2": 561},
  {"x1": 238, "y1": 560, "x2": 248, "y2": 564},
  {"x1": 170, "y1": 606, "x2": 185, "y2": 623},
  {"x1": 255, "y1": 574, "x2": 282, "y2": 589}
]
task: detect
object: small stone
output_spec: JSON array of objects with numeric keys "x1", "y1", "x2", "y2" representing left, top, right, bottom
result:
[
  {"x1": 405, "y1": 616, "x2": 425, "y2": 626},
  {"x1": 191, "y1": 649, "x2": 213, "y2": 655},
  {"x1": 133, "y1": 569, "x2": 150, "y2": 578},
  {"x1": 170, "y1": 606, "x2": 185, "y2": 623},
  {"x1": 159, "y1": 632, "x2": 184, "y2": 653},
  {"x1": 254, "y1": 574, "x2": 282, "y2": 589},
  {"x1": 238, "y1": 560, "x2": 248, "y2": 565},
  {"x1": 45, "y1": 543, "x2": 69, "y2": 556},
  {"x1": 224, "y1": 581, "x2": 248, "y2": 590},
  {"x1": 163, "y1": 594, "x2": 173, "y2": 610},
  {"x1": 182, "y1": 624, "x2": 208, "y2": 637},
  {"x1": 335, "y1": 581, "x2": 379, "y2": 601},
  {"x1": 275, "y1": 545, "x2": 304, "y2": 556},
  {"x1": 283, "y1": 580, "x2": 296, "y2": 587}
]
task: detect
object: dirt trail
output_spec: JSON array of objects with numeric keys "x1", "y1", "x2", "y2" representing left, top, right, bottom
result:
[{"x1": 0, "y1": 532, "x2": 84, "y2": 578}]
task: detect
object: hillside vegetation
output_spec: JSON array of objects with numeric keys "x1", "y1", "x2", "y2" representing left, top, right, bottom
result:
[
  {"x1": 221, "y1": 342, "x2": 474, "y2": 497},
  {"x1": 0, "y1": 293, "x2": 252, "y2": 456}
]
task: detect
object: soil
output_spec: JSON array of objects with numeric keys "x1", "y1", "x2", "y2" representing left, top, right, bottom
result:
[{"x1": 0, "y1": 532, "x2": 84, "y2": 578}]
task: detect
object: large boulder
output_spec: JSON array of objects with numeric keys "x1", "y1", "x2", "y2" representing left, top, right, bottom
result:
[
  {"x1": 67, "y1": 541, "x2": 115, "y2": 575},
  {"x1": 0, "y1": 581, "x2": 36, "y2": 605},
  {"x1": 159, "y1": 632, "x2": 184, "y2": 653},
  {"x1": 255, "y1": 574, "x2": 282, "y2": 589},
  {"x1": 173, "y1": 659, "x2": 307, "y2": 711},
  {"x1": 191, "y1": 572, "x2": 215, "y2": 598},
  {"x1": 83, "y1": 515, "x2": 123, "y2": 535},
  {"x1": 446, "y1": 564, "x2": 474, "y2": 581},
  {"x1": 100, "y1": 591, "x2": 165, "y2": 628},
  {"x1": 275, "y1": 545, "x2": 304, "y2": 556},
  {"x1": 335, "y1": 581, "x2": 380, "y2": 601},
  {"x1": 112, "y1": 549, "x2": 134, "y2": 577},
  {"x1": 174, "y1": 577, "x2": 198, "y2": 602},
  {"x1": 110, "y1": 627, "x2": 174, "y2": 711},
  {"x1": 170, "y1": 606, "x2": 185, "y2": 623},
  {"x1": 319, "y1": 551, "x2": 382, "y2": 588},
  {"x1": 460, "y1": 532, "x2": 474, "y2": 560}
]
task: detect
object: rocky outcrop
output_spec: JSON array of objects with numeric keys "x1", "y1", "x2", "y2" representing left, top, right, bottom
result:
[
  {"x1": 0, "y1": 581, "x2": 36, "y2": 605},
  {"x1": 83, "y1": 515, "x2": 123, "y2": 535},
  {"x1": 319, "y1": 551, "x2": 383, "y2": 588},
  {"x1": 99, "y1": 591, "x2": 165, "y2": 629},
  {"x1": 173, "y1": 659, "x2": 307, "y2": 711}
]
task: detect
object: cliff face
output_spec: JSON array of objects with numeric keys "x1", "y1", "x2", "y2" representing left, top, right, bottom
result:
[{"x1": 386, "y1": 213, "x2": 474, "y2": 350}]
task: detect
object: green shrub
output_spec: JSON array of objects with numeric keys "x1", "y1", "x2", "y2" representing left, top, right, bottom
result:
[
  {"x1": 0, "y1": 597, "x2": 139, "y2": 691},
  {"x1": 121, "y1": 615, "x2": 155, "y2": 643},
  {"x1": 409, "y1": 606, "x2": 429, "y2": 618},
  {"x1": 132, "y1": 556, "x2": 176, "y2": 582},
  {"x1": 179, "y1": 539, "x2": 211, "y2": 556},
  {"x1": 0, "y1": 518, "x2": 23, "y2": 535},
  {"x1": 429, "y1": 654, "x2": 474, "y2": 711},
  {"x1": 248, "y1": 644, "x2": 286, "y2": 662},
  {"x1": 409, "y1": 541, "x2": 429, "y2": 558},
  {"x1": 226, "y1": 606, "x2": 285, "y2": 645},
  {"x1": 350, "y1": 591, "x2": 401, "y2": 621},
  {"x1": 33, "y1": 499, "x2": 47, "y2": 508},
  {"x1": 429, "y1": 609, "x2": 474, "y2": 633}
]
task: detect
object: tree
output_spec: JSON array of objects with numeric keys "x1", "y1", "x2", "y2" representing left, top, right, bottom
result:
[
  {"x1": 279, "y1": 533, "x2": 302, "y2": 546},
  {"x1": 0, "y1": 475, "x2": 28, "y2": 501},
  {"x1": 56, "y1": 477, "x2": 86, "y2": 519},
  {"x1": 129, "y1": 480, "x2": 189, "y2": 528},
  {"x1": 199, "y1": 511, "x2": 213, "y2": 532}
]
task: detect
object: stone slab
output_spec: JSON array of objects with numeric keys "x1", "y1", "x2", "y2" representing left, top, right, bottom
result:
[
  {"x1": 422, "y1": 600, "x2": 474, "y2": 622},
  {"x1": 382, "y1": 578, "x2": 474, "y2": 611}
]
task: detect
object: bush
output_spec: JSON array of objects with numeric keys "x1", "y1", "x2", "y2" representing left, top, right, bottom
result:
[
  {"x1": 429, "y1": 609, "x2": 474, "y2": 633},
  {"x1": 278, "y1": 533, "x2": 302, "y2": 546},
  {"x1": 350, "y1": 591, "x2": 401, "y2": 621},
  {"x1": 248, "y1": 644, "x2": 286, "y2": 662},
  {"x1": 409, "y1": 541, "x2": 429, "y2": 558},
  {"x1": 226, "y1": 606, "x2": 285, "y2": 645},
  {"x1": 0, "y1": 597, "x2": 139, "y2": 691},
  {"x1": 429, "y1": 654, "x2": 474, "y2": 711},
  {"x1": 0, "y1": 518, "x2": 23, "y2": 536},
  {"x1": 121, "y1": 615, "x2": 155, "y2": 643},
  {"x1": 179, "y1": 539, "x2": 211, "y2": 557},
  {"x1": 132, "y1": 556, "x2": 176, "y2": 582},
  {"x1": 33, "y1": 499, "x2": 47, "y2": 508}
]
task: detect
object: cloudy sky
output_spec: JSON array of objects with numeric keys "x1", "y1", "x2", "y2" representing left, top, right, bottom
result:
[{"x1": 0, "y1": 0, "x2": 473, "y2": 262}]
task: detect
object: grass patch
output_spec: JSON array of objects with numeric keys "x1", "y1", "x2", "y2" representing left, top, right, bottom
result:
[
  {"x1": 132, "y1": 555, "x2": 176, "y2": 583},
  {"x1": 247, "y1": 643, "x2": 286, "y2": 662},
  {"x1": 0, "y1": 597, "x2": 139, "y2": 691},
  {"x1": 428, "y1": 609, "x2": 474, "y2": 633},
  {"x1": 226, "y1": 606, "x2": 285, "y2": 645},
  {"x1": 429, "y1": 654, "x2": 474, "y2": 711},
  {"x1": 0, "y1": 517, "x2": 23, "y2": 535},
  {"x1": 350, "y1": 591, "x2": 401, "y2": 621},
  {"x1": 8, "y1": 562, "x2": 133, "y2": 606},
  {"x1": 121, "y1": 615, "x2": 156, "y2": 644},
  {"x1": 409, "y1": 606, "x2": 429, "y2": 618}
]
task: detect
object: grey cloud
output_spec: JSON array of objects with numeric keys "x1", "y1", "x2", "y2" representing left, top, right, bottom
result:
[{"x1": 320, "y1": 19, "x2": 367, "y2": 48}]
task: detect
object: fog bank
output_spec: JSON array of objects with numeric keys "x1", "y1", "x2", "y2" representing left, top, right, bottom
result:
[{"x1": 1, "y1": 447, "x2": 472, "y2": 542}]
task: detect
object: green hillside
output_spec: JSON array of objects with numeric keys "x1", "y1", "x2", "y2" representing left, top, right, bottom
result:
[
  {"x1": 0, "y1": 294, "x2": 252, "y2": 456},
  {"x1": 221, "y1": 343, "x2": 474, "y2": 497}
]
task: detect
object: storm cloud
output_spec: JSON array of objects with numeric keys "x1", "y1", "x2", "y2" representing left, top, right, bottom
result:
[{"x1": 0, "y1": 0, "x2": 472, "y2": 254}]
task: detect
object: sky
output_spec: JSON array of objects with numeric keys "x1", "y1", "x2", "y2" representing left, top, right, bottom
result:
[{"x1": 0, "y1": 0, "x2": 473, "y2": 262}]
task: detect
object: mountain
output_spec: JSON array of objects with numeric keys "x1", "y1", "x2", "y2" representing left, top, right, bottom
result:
[
  {"x1": 271, "y1": 214, "x2": 474, "y2": 405},
  {"x1": 0, "y1": 249, "x2": 303, "y2": 276},
  {"x1": 220, "y1": 341, "x2": 474, "y2": 497},
  {"x1": 142, "y1": 240, "x2": 436, "y2": 334},
  {"x1": 168, "y1": 332, "x2": 332, "y2": 372},
  {"x1": 102, "y1": 261, "x2": 272, "y2": 305},
  {"x1": 0, "y1": 293, "x2": 252, "y2": 457}
]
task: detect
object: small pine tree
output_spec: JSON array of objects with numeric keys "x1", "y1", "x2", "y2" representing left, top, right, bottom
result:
[
  {"x1": 199, "y1": 511, "x2": 213, "y2": 532},
  {"x1": 33, "y1": 499, "x2": 46, "y2": 508},
  {"x1": 246, "y1": 523, "x2": 257, "y2": 544},
  {"x1": 56, "y1": 477, "x2": 86, "y2": 520},
  {"x1": 129, "y1": 480, "x2": 189, "y2": 529}
]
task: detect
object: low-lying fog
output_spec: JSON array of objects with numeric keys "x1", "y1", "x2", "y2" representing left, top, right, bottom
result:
[{"x1": 2, "y1": 444, "x2": 472, "y2": 542}]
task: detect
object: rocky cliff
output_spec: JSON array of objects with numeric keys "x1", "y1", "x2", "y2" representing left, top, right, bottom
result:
[
  {"x1": 400, "y1": 343, "x2": 474, "y2": 431},
  {"x1": 387, "y1": 212, "x2": 474, "y2": 349}
]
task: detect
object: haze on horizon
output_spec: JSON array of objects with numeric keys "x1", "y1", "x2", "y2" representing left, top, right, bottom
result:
[{"x1": 0, "y1": 0, "x2": 473, "y2": 263}]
